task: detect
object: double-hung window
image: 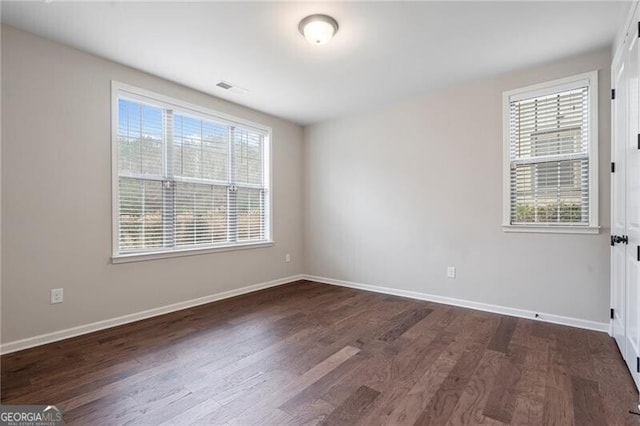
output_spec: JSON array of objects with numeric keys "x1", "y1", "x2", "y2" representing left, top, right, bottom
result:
[
  {"x1": 112, "y1": 82, "x2": 271, "y2": 261},
  {"x1": 502, "y1": 71, "x2": 599, "y2": 234}
]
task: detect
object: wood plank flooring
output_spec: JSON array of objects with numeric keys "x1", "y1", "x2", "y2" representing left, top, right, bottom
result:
[{"x1": 1, "y1": 280, "x2": 639, "y2": 425}]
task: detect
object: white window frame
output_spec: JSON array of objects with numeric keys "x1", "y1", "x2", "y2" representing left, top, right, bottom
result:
[
  {"x1": 502, "y1": 71, "x2": 600, "y2": 234},
  {"x1": 111, "y1": 81, "x2": 273, "y2": 263}
]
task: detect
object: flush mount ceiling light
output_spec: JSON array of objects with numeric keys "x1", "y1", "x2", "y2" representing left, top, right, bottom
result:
[{"x1": 298, "y1": 14, "x2": 339, "y2": 45}]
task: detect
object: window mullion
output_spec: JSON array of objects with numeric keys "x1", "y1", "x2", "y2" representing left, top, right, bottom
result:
[
  {"x1": 163, "y1": 109, "x2": 175, "y2": 249},
  {"x1": 228, "y1": 126, "x2": 238, "y2": 243}
]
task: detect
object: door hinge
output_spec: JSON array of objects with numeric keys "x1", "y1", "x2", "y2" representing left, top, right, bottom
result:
[
  {"x1": 611, "y1": 162, "x2": 616, "y2": 173},
  {"x1": 637, "y1": 134, "x2": 640, "y2": 149},
  {"x1": 637, "y1": 357, "x2": 639, "y2": 373},
  {"x1": 637, "y1": 245, "x2": 639, "y2": 261},
  {"x1": 638, "y1": 21, "x2": 640, "y2": 38},
  {"x1": 612, "y1": 88, "x2": 616, "y2": 100},
  {"x1": 611, "y1": 308, "x2": 615, "y2": 319}
]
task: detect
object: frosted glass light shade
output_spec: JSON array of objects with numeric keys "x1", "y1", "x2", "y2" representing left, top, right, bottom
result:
[{"x1": 298, "y1": 14, "x2": 339, "y2": 45}]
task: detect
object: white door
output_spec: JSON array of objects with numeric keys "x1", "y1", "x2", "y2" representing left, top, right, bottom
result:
[
  {"x1": 625, "y1": 28, "x2": 640, "y2": 390},
  {"x1": 612, "y1": 49, "x2": 627, "y2": 357}
]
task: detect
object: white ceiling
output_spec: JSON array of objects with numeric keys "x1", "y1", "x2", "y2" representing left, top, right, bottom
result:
[{"x1": 1, "y1": 1, "x2": 629, "y2": 125}]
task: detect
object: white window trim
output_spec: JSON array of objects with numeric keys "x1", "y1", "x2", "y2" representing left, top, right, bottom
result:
[
  {"x1": 502, "y1": 71, "x2": 600, "y2": 234},
  {"x1": 111, "y1": 241, "x2": 275, "y2": 264},
  {"x1": 111, "y1": 81, "x2": 274, "y2": 262}
]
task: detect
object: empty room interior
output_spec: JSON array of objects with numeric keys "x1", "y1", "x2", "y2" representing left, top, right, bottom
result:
[{"x1": 2, "y1": 1, "x2": 640, "y2": 425}]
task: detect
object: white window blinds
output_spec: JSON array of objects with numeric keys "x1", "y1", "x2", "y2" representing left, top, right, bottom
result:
[
  {"x1": 114, "y1": 86, "x2": 270, "y2": 257},
  {"x1": 504, "y1": 73, "x2": 598, "y2": 230}
]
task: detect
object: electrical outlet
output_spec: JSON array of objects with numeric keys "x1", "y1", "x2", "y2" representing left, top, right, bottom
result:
[
  {"x1": 447, "y1": 266, "x2": 456, "y2": 279},
  {"x1": 285, "y1": 253, "x2": 291, "y2": 263},
  {"x1": 51, "y1": 288, "x2": 64, "y2": 304}
]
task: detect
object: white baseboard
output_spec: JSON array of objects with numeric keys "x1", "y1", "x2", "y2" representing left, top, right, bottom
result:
[
  {"x1": 2, "y1": 272, "x2": 609, "y2": 355},
  {"x1": 0, "y1": 274, "x2": 304, "y2": 355},
  {"x1": 303, "y1": 274, "x2": 609, "y2": 333}
]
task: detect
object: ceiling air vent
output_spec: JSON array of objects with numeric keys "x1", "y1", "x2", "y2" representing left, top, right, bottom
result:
[
  {"x1": 215, "y1": 81, "x2": 249, "y2": 95},
  {"x1": 216, "y1": 81, "x2": 233, "y2": 90}
]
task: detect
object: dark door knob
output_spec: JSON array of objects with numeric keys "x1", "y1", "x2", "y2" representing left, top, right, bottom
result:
[{"x1": 611, "y1": 235, "x2": 629, "y2": 245}]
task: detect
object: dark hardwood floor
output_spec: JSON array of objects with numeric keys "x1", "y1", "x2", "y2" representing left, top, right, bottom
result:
[{"x1": 1, "y1": 280, "x2": 639, "y2": 425}]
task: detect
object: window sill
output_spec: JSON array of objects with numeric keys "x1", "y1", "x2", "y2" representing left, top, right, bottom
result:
[
  {"x1": 112, "y1": 241, "x2": 274, "y2": 264},
  {"x1": 502, "y1": 225, "x2": 600, "y2": 235}
]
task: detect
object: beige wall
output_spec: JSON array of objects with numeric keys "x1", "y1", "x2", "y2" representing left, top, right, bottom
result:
[
  {"x1": 1, "y1": 26, "x2": 304, "y2": 343},
  {"x1": 304, "y1": 48, "x2": 612, "y2": 324}
]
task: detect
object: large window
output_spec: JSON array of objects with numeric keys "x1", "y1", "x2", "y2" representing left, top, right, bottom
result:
[
  {"x1": 112, "y1": 82, "x2": 271, "y2": 261},
  {"x1": 502, "y1": 72, "x2": 599, "y2": 233}
]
